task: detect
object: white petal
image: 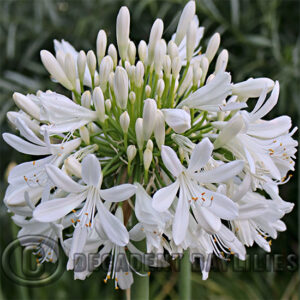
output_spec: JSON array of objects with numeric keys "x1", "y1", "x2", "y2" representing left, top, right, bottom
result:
[
  {"x1": 99, "y1": 184, "x2": 136, "y2": 202},
  {"x1": 194, "y1": 205, "x2": 221, "y2": 234},
  {"x1": 33, "y1": 192, "x2": 87, "y2": 222},
  {"x1": 152, "y1": 180, "x2": 179, "y2": 212},
  {"x1": 161, "y1": 145, "x2": 183, "y2": 177},
  {"x1": 46, "y1": 164, "x2": 85, "y2": 193},
  {"x1": 172, "y1": 188, "x2": 189, "y2": 245},
  {"x1": 187, "y1": 137, "x2": 213, "y2": 173},
  {"x1": 161, "y1": 109, "x2": 191, "y2": 133},
  {"x1": 238, "y1": 202, "x2": 268, "y2": 219},
  {"x1": 129, "y1": 223, "x2": 146, "y2": 241},
  {"x1": 96, "y1": 200, "x2": 129, "y2": 246},
  {"x1": 81, "y1": 154, "x2": 102, "y2": 187},
  {"x1": 194, "y1": 160, "x2": 244, "y2": 183}
]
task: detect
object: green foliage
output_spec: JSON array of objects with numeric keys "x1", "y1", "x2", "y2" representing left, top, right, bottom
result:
[{"x1": 0, "y1": 0, "x2": 298, "y2": 299}]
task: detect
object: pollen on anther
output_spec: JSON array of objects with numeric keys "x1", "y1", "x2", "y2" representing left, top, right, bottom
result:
[
  {"x1": 85, "y1": 213, "x2": 88, "y2": 215},
  {"x1": 192, "y1": 197, "x2": 198, "y2": 201},
  {"x1": 211, "y1": 196, "x2": 214, "y2": 201},
  {"x1": 201, "y1": 192, "x2": 205, "y2": 196},
  {"x1": 24, "y1": 176, "x2": 28, "y2": 182},
  {"x1": 201, "y1": 197, "x2": 205, "y2": 201},
  {"x1": 33, "y1": 161, "x2": 36, "y2": 165},
  {"x1": 148, "y1": 272, "x2": 151, "y2": 276},
  {"x1": 77, "y1": 219, "x2": 80, "y2": 222},
  {"x1": 72, "y1": 209, "x2": 76, "y2": 213},
  {"x1": 71, "y1": 219, "x2": 75, "y2": 224}
]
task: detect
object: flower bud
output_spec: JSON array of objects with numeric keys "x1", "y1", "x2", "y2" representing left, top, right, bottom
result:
[
  {"x1": 145, "y1": 85, "x2": 151, "y2": 98},
  {"x1": 65, "y1": 156, "x2": 82, "y2": 178},
  {"x1": 127, "y1": 145, "x2": 137, "y2": 163},
  {"x1": 215, "y1": 49, "x2": 228, "y2": 74},
  {"x1": 172, "y1": 56, "x2": 182, "y2": 78},
  {"x1": 64, "y1": 53, "x2": 76, "y2": 89},
  {"x1": 96, "y1": 29, "x2": 107, "y2": 63},
  {"x1": 157, "y1": 79, "x2": 165, "y2": 98},
  {"x1": 56, "y1": 50, "x2": 65, "y2": 67},
  {"x1": 200, "y1": 56, "x2": 209, "y2": 83},
  {"x1": 167, "y1": 41, "x2": 179, "y2": 60},
  {"x1": 87, "y1": 50, "x2": 97, "y2": 78},
  {"x1": 135, "y1": 61, "x2": 144, "y2": 87},
  {"x1": 154, "y1": 40, "x2": 166, "y2": 74},
  {"x1": 135, "y1": 118, "x2": 144, "y2": 150},
  {"x1": 175, "y1": 1, "x2": 196, "y2": 46},
  {"x1": 138, "y1": 40, "x2": 148, "y2": 63},
  {"x1": 178, "y1": 66, "x2": 193, "y2": 97},
  {"x1": 105, "y1": 99, "x2": 112, "y2": 112},
  {"x1": 80, "y1": 126, "x2": 90, "y2": 145},
  {"x1": 186, "y1": 20, "x2": 197, "y2": 62},
  {"x1": 94, "y1": 74, "x2": 100, "y2": 86},
  {"x1": 143, "y1": 98, "x2": 157, "y2": 140},
  {"x1": 116, "y1": 6, "x2": 130, "y2": 61},
  {"x1": 40, "y1": 50, "x2": 73, "y2": 90},
  {"x1": 147, "y1": 19, "x2": 164, "y2": 66},
  {"x1": 77, "y1": 50, "x2": 86, "y2": 83},
  {"x1": 193, "y1": 62, "x2": 202, "y2": 87},
  {"x1": 205, "y1": 33, "x2": 220, "y2": 63},
  {"x1": 81, "y1": 90, "x2": 91, "y2": 108},
  {"x1": 108, "y1": 72, "x2": 115, "y2": 91},
  {"x1": 93, "y1": 87, "x2": 106, "y2": 123},
  {"x1": 120, "y1": 111, "x2": 130, "y2": 133},
  {"x1": 108, "y1": 44, "x2": 118, "y2": 68},
  {"x1": 128, "y1": 41, "x2": 136, "y2": 65},
  {"x1": 99, "y1": 57, "x2": 113, "y2": 92},
  {"x1": 114, "y1": 66, "x2": 128, "y2": 109},
  {"x1": 128, "y1": 65, "x2": 136, "y2": 83},
  {"x1": 163, "y1": 55, "x2": 172, "y2": 77},
  {"x1": 129, "y1": 91, "x2": 136, "y2": 104},
  {"x1": 143, "y1": 148, "x2": 152, "y2": 171},
  {"x1": 146, "y1": 139, "x2": 154, "y2": 151},
  {"x1": 13, "y1": 92, "x2": 40, "y2": 120},
  {"x1": 154, "y1": 110, "x2": 165, "y2": 149}
]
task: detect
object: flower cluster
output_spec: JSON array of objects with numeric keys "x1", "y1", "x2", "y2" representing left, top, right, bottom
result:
[{"x1": 3, "y1": 1, "x2": 297, "y2": 290}]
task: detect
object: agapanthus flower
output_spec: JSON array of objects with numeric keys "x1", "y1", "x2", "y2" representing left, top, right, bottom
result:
[{"x1": 2, "y1": 0, "x2": 297, "y2": 289}]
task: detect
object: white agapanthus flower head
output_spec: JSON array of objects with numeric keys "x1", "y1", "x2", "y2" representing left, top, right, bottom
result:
[{"x1": 2, "y1": 0, "x2": 297, "y2": 289}]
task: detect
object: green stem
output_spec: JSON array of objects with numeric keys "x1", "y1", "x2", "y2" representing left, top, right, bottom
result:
[
  {"x1": 131, "y1": 274, "x2": 149, "y2": 300},
  {"x1": 179, "y1": 250, "x2": 191, "y2": 300}
]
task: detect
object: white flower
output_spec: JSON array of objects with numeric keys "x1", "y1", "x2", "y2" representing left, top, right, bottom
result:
[
  {"x1": 33, "y1": 154, "x2": 136, "y2": 247},
  {"x1": 153, "y1": 137, "x2": 244, "y2": 244}
]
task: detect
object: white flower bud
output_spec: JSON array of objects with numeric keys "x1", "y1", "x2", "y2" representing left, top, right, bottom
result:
[
  {"x1": 135, "y1": 118, "x2": 144, "y2": 150},
  {"x1": 13, "y1": 93, "x2": 40, "y2": 120},
  {"x1": 145, "y1": 85, "x2": 151, "y2": 98},
  {"x1": 215, "y1": 49, "x2": 228, "y2": 73},
  {"x1": 154, "y1": 110, "x2": 165, "y2": 149},
  {"x1": 232, "y1": 78, "x2": 275, "y2": 98},
  {"x1": 128, "y1": 65, "x2": 136, "y2": 83},
  {"x1": 87, "y1": 50, "x2": 97, "y2": 78},
  {"x1": 124, "y1": 61, "x2": 131, "y2": 73},
  {"x1": 172, "y1": 56, "x2": 182, "y2": 78},
  {"x1": 175, "y1": 1, "x2": 196, "y2": 46},
  {"x1": 163, "y1": 55, "x2": 172, "y2": 77},
  {"x1": 77, "y1": 50, "x2": 86, "y2": 83},
  {"x1": 154, "y1": 39, "x2": 166, "y2": 74},
  {"x1": 96, "y1": 30, "x2": 107, "y2": 63},
  {"x1": 56, "y1": 50, "x2": 65, "y2": 67},
  {"x1": 157, "y1": 79, "x2": 165, "y2": 98},
  {"x1": 99, "y1": 56, "x2": 114, "y2": 92},
  {"x1": 200, "y1": 56, "x2": 209, "y2": 83},
  {"x1": 129, "y1": 91, "x2": 136, "y2": 104},
  {"x1": 143, "y1": 98, "x2": 157, "y2": 140},
  {"x1": 143, "y1": 148, "x2": 152, "y2": 171},
  {"x1": 138, "y1": 40, "x2": 148, "y2": 63},
  {"x1": 127, "y1": 145, "x2": 137, "y2": 163},
  {"x1": 120, "y1": 111, "x2": 130, "y2": 133},
  {"x1": 205, "y1": 32, "x2": 220, "y2": 63},
  {"x1": 116, "y1": 6, "x2": 130, "y2": 61},
  {"x1": 65, "y1": 156, "x2": 82, "y2": 178},
  {"x1": 128, "y1": 41, "x2": 136, "y2": 65},
  {"x1": 186, "y1": 20, "x2": 197, "y2": 62},
  {"x1": 105, "y1": 99, "x2": 112, "y2": 112},
  {"x1": 135, "y1": 61, "x2": 144, "y2": 87},
  {"x1": 40, "y1": 50, "x2": 73, "y2": 90},
  {"x1": 167, "y1": 41, "x2": 179, "y2": 60},
  {"x1": 193, "y1": 62, "x2": 202, "y2": 87},
  {"x1": 114, "y1": 66, "x2": 129, "y2": 109},
  {"x1": 108, "y1": 72, "x2": 115, "y2": 91},
  {"x1": 93, "y1": 87, "x2": 106, "y2": 123},
  {"x1": 79, "y1": 126, "x2": 90, "y2": 145},
  {"x1": 178, "y1": 66, "x2": 193, "y2": 97},
  {"x1": 146, "y1": 139, "x2": 153, "y2": 151},
  {"x1": 108, "y1": 44, "x2": 118, "y2": 68},
  {"x1": 147, "y1": 19, "x2": 164, "y2": 66},
  {"x1": 81, "y1": 90, "x2": 91, "y2": 108},
  {"x1": 94, "y1": 74, "x2": 100, "y2": 86}
]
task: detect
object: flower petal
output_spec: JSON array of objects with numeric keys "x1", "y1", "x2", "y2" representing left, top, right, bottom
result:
[
  {"x1": 81, "y1": 154, "x2": 102, "y2": 187},
  {"x1": 153, "y1": 180, "x2": 179, "y2": 212},
  {"x1": 100, "y1": 184, "x2": 136, "y2": 202},
  {"x1": 161, "y1": 108, "x2": 191, "y2": 133},
  {"x1": 193, "y1": 205, "x2": 221, "y2": 234},
  {"x1": 161, "y1": 145, "x2": 183, "y2": 177},
  {"x1": 187, "y1": 137, "x2": 213, "y2": 173},
  {"x1": 46, "y1": 164, "x2": 85, "y2": 193}
]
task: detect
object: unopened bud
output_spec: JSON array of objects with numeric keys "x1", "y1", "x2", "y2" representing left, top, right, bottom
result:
[
  {"x1": 147, "y1": 19, "x2": 164, "y2": 66},
  {"x1": 77, "y1": 50, "x2": 87, "y2": 83},
  {"x1": 96, "y1": 30, "x2": 107, "y2": 63},
  {"x1": 172, "y1": 56, "x2": 182, "y2": 78},
  {"x1": 120, "y1": 111, "x2": 130, "y2": 133},
  {"x1": 87, "y1": 50, "x2": 97, "y2": 78},
  {"x1": 105, "y1": 99, "x2": 112, "y2": 112},
  {"x1": 56, "y1": 50, "x2": 65, "y2": 67},
  {"x1": 205, "y1": 33, "x2": 220, "y2": 63},
  {"x1": 108, "y1": 44, "x2": 118, "y2": 68},
  {"x1": 81, "y1": 90, "x2": 91, "y2": 108},
  {"x1": 129, "y1": 91, "x2": 136, "y2": 104},
  {"x1": 193, "y1": 63, "x2": 202, "y2": 86},
  {"x1": 128, "y1": 41, "x2": 136, "y2": 65},
  {"x1": 13, "y1": 93, "x2": 40, "y2": 120},
  {"x1": 186, "y1": 20, "x2": 197, "y2": 62},
  {"x1": 93, "y1": 87, "x2": 106, "y2": 123},
  {"x1": 157, "y1": 79, "x2": 165, "y2": 98},
  {"x1": 178, "y1": 66, "x2": 193, "y2": 97},
  {"x1": 145, "y1": 85, "x2": 151, "y2": 98},
  {"x1": 116, "y1": 6, "x2": 130, "y2": 61},
  {"x1": 135, "y1": 61, "x2": 144, "y2": 87},
  {"x1": 146, "y1": 139, "x2": 153, "y2": 151},
  {"x1": 65, "y1": 156, "x2": 82, "y2": 178},
  {"x1": 154, "y1": 40, "x2": 166, "y2": 74},
  {"x1": 127, "y1": 145, "x2": 137, "y2": 163},
  {"x1": 80, "y1": 126, "x2": 90, "y2": 145},
  {"x1": 143, "y1": 148, "x2": 152, "y2": 171},
  {"x1": 168, "y1": 41, "x2": 179, "y2": 60},
  {"x1": 143, "y1": 98, "x2": 157, "y2": 140},
  {"x1": 64, "y1": 54, "x2": 77, "y2": 89},
  {"x1": 135, "y1": 118, "x2": 144, "y2": 150},
  {"x1": 114, "y1": 66, "x2": 128, "y2": 109},
  {"x1": 163, "y1": 55, "x2": 172, "y2": 77},
  {"x1": 215, "y1": 49, "x2": 228, "y2": 74},
  {"x1": 154, "y1": 110, "x2": 165, "y2": 149},
  {"x1": 200, "y1": 56, "x2": 209, "y2": 83},
  {"x1": 138, "y1": 40, "x2": 148, "y2": 63}
]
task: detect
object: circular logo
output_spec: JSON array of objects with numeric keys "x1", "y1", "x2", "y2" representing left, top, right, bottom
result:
[{"x1": 2, "y1": 235, "x2": 64, "y2": 286}]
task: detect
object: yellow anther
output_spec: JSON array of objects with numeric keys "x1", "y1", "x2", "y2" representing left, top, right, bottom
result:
[
  {"x1": 192, "y1": 197, "x2": 198, "y2": 201},
  {"x1": 201, "y1": 192, "x2": 205, "y2": 196},
  {"x1": 104, "y1": 279, "x2": 107, "y2": 283},
  {"x1": 148, "y1": 272, "x2": 151, "y2": 276},
  {"x1": 71, "y1": 219, "x2": 75, "y2": 224},
  {"x1": 107, "y1": 275, "x2": 111, "y2": 279},
  {"x1": 33, "y1": 161, "x2": 36, "y2": 165}
]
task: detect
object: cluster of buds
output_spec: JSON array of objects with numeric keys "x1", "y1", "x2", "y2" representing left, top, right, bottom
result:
[{"x1": 3, "y1": 1, "x2": 297, "y2": 290}]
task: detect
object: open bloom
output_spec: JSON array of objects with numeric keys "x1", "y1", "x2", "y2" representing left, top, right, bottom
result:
[
  {"x1": 153, "y1": 137, "x2": 244, "y2": 244},
  {"x1": 34, "y1": 154, "x2": 136, "y2": 246}
]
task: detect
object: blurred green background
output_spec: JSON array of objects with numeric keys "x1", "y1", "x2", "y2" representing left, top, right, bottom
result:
[{"x1": 0, "y1": 0, "x2": 299, "y2": 299}]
